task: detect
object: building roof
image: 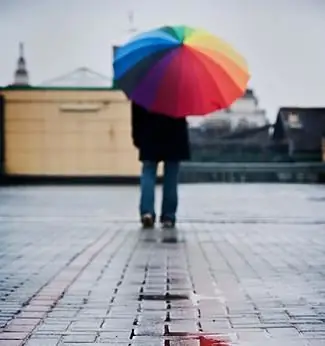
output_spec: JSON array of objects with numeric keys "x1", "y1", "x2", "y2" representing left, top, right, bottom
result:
[
  {"x1": 1, "y1": 67, "x2": 118, "y2": 91},
  {"x1": 40, "y1": 67, "x2": 112, "y2": 87},
  {"x1": 273, "y1": 107, "x2": 325, "y2": 151},
  {"x1": 0, "y1": 85, "x2": 118, "y2": 92}
]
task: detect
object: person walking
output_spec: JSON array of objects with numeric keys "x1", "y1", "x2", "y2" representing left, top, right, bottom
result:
[{"x1": 131, "y1": 102, "x2": 190, "y2": 229}]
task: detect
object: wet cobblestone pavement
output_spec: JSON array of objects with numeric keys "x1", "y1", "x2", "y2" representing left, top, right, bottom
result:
[{"x1": 0, "y1": 184, "x2": 325, "y2": 345}]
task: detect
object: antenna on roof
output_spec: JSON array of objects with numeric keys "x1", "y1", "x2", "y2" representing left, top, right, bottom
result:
[
  {"x1": 19, "y1": 42, "x2": 24, "y2": 57},
  {"x1": 127, "y1": 10, "x2": 137, "y2": 35}
]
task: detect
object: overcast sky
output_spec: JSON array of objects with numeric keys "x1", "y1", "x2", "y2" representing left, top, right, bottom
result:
[{"x1": 0, "y1": 0, "x2": 325, "y2": 120}]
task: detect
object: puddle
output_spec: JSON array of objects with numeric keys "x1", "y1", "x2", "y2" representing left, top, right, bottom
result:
[
  {"x1": 136, "y1": 264, "x2": 165, "y2": 270},
  {"x1": 138, "y1": 227, "x2": 185, "y2": 244},
  {"x1": 139, "y1": 293, "x2": 189, "y2": 301},
  {"x1": 164, "y1": 333, "x2": 230, "y2": 345},
  {"x1": 160, "y1": 229, "x2": 185, "y2": 244},
  {"x1": 130, "y1": 333, "x2": 230, "y2": 346},
  {"x1": 198, "y1": 336, "x2": 229, "y2": 346}
]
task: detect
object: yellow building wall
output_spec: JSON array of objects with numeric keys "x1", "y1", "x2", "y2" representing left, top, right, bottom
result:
[{"x1": 1, "y1": 89, "x2": 144, "y2": 176}]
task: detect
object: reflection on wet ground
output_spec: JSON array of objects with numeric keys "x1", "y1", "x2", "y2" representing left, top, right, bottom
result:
[
  {"x1": 140, "y1": 227, "x2": 182, "y2": 244},
  {"x1": 134, "y1": 227, "x2": 232, "y2": 345},
  {"x1": 0, "y1": 184, "x2": 325, "y2": 345}
]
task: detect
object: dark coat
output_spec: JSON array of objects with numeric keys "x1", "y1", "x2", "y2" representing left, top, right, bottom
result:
[{"x1": 131, "y1": 102, "x2": 190, "y2": 162}]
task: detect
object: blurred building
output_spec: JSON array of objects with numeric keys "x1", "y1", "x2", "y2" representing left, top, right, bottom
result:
[
  {"x1": 0, "y1": 88, "x2": 140, "y2": 179},
  {"x1": 0, "y1": 44, "x2": 143, "y2": 181},
  {"x1": 189, "y1": 124, "x2": 273, "y2": 162},
  {"x1": 190, "y1": 89, "x2": 271, "y2": 162},
  {"x1": 200, "y1": 89, "x2": 268, "y2": 131},
  {"x1": 272, "y1": 107, "x2": 325, "y2": 162}
]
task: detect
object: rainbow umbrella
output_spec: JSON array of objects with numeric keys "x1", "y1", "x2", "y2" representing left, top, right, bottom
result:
[{"x1": 113, "y1": 25, "x2": 249, "y2": 118}]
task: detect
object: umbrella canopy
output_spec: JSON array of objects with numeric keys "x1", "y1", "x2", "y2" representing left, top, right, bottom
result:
[{"x1": 113, "y1": 25, "x2": 249, "y2": 118}]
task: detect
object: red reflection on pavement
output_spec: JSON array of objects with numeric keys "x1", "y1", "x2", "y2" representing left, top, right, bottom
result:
[
  {"x1": 199, "y1": 335, "x2": 229, "y2": 345},
  {"x1": 165, "y1": 331, "x2": 229, "y2": 345}
]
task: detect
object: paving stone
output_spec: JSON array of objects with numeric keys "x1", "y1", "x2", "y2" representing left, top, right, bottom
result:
[
  {"x1": 0, "y1": 341, "x2": 23, "y2": 346},
  {"x1": 131, "y1": 335, "x2": 164, "y2": 345},
  {"x1": 61, "y1": 333, "x2": 96, "y2": 342},
  {"x1": 98, "y1": 330, "x2": 132, "y2": 341},
  {"x1": 25, "y1": 339, "x2": 60, "y2": 346},
  {"x1": 133, "y1": 322, "x2": 164, "y2": 336},
  {"x1": 1, "y1": 184, "x2": 325, "y2": 344}
]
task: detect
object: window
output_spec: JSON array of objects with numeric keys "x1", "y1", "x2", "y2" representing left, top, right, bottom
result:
[{"x1": 287, "y1": 112, "x2": 303, "y2": 128}]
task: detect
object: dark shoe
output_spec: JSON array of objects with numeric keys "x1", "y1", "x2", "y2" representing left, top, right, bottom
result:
[{"x1": 141, "y1": 214, "x2": 155, "y2": 229}]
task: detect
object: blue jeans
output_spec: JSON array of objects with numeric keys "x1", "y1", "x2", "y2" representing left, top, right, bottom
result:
[{"x1": 140, "y1": 161, "x2": 180, "y2": 223}]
